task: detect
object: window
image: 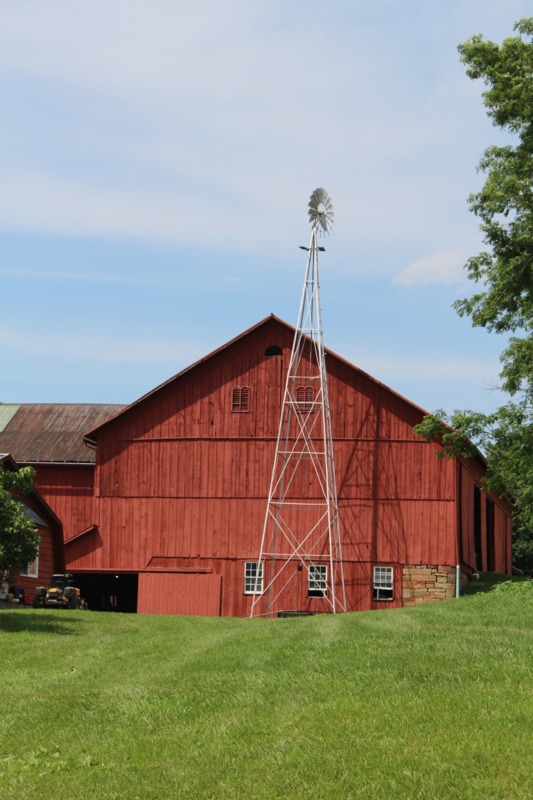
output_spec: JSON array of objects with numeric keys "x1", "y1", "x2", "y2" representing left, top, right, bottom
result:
[
  {"x1": 296, "y1": 385, "x2": 314, "y2": 412},
  {"x1": 21, "y1": 551, "x2": 39, "y2": 579},
  {"x1": 232, "y1": 386, "x2": 250, "y2": 413},
  {"x1": 308, "y1": 564, "x2": 327, "y2": 597},
  {"x1": 244, "y1": 562, "x2": 263, "y2": 594},
  {"x1": 373, "y1": 566, "x2": 393, "y2": 600}
]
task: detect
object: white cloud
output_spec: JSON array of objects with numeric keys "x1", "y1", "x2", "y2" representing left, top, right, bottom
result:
[
  {"x1": 0, "y1": 0, "x2": 503, "y2": 266},
  {"x1": 393, "y1": 250, "x2": 467, "y2": 286}
]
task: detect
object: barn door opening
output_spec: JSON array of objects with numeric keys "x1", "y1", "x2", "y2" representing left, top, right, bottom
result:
[
  {"x1": 76, "y1": 573, "x2": 139, "y2": 613},
  {"x1": 473, "y1": 486, "x2": 482, "y2": 571},
  {"x1": 486, "y1": 499, "x2": 495, "y2": 572}
]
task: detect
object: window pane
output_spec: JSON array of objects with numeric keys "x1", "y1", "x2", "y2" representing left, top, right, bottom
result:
[
  {"x1": 21, "y1": 552, "x2": 39, "y2": 578},
  {"x1": 244, "y1": 561, "x2": 263, "y2": 594},
  {"x1": 373, "y1": 566, "x2": 393, "y2": 600},
  {"x1": 308, "y1": 564, "x2": 327, "y2": 597}
]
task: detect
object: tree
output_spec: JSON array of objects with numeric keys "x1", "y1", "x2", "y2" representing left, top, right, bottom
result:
[
  {"x1": 415, "y1": 407, "x2": 533, "y2": 571},
  {"x1": 416, "y1": 19, "x2": 533, "y2": 572},
  {"x1": 455, "y1": 18, "x2": 533, "y2": 396},
  {"x1": 0, "y1": 464, "x2": 40, "y2": 577}
]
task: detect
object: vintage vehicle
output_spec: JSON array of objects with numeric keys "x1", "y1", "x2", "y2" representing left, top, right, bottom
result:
[{"x1": 33, "y1": 574, "x2": 83, "y2": 609}]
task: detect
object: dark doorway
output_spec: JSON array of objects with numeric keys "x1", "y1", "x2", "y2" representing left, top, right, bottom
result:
[
  {"x1": 473, "y1": 487, "x2": 482, "y2": 571},
  {"x1": 486, "y1": 499, "x2": 496, "y2": 572},
  {"x1": 75, "y1": 573, "x2": 138, "y2": 613}
]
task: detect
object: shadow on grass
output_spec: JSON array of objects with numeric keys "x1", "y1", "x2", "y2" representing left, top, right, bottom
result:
[
  {"x1": 462, "y1": 572, "x2": 529, "y2": 596},
  {"x1": 0, "y1": 609, "x2": 81, "y2": 635}
]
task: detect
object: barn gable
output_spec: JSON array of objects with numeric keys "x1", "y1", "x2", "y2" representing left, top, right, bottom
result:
[{"x1": 83, "y1": 315, "x2": 427, "y2": 446}]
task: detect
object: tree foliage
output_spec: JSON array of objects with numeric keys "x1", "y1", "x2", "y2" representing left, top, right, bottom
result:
[
  {"x1": 415, "y1": 408, "x2": 533, "y2": 571},
  {"x1": 417, "y1": 20, "x2": 533, "y2": 572},
  {"x1": 455, "y1": 18, "x2": 533, "y2": 394},
  {"x1": 0, "y1": 465, "x2": 40, "y2": 576}
]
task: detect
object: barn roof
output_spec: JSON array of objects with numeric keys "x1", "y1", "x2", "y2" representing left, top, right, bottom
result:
[
  {"x1": 0, "y1": 404, "x2": 125, "y2": 464},
  {"x1": 83, "y1": 314, "x2": 431, "y2": 445}
]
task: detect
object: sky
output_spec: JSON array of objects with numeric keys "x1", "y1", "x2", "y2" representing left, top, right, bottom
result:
[{"x1": 1, "y1": 0, "x2": 530, "y2": 415}]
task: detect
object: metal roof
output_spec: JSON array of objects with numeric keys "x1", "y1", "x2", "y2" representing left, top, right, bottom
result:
[
  {"x1": 0, "y1": 404, "x2": 125, "y2": 464},
  {"x1": 20, "y1": 502, "x2": 47, "y2": 527},
  {"x1": 0, "y1": 404, "x2": 20, "y2": 432}
]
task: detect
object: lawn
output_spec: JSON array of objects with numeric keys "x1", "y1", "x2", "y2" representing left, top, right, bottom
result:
[{"x1": 1, "y1": 580, "x2": 532, "y2": 799}]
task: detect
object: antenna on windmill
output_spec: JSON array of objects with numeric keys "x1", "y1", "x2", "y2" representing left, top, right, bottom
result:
[{"x1": 250, "y1": 189, "x2": 346, "y2": 618}]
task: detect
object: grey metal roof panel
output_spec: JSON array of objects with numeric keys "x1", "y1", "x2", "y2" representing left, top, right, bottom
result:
[
  {"x1": 0, "y1": 404, "x2": 20, "y2": 432},
  {"x1": 20, "y1": 502, "x2": 47, "y2": 527}
]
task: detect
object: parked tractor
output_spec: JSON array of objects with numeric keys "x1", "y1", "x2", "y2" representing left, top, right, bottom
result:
[{"x1": 33, "y1": 574, "x2": 83, "y2": 609}]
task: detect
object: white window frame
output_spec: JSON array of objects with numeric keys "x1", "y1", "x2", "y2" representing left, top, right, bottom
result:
[
  {"x1": 244, "y1": 561, "x2": 263, "y2": 594},
  {"x1": 308, "y1": 564, "x2": 327, "y2": 597},
  {"x1": 373, "y1": 566, "x2": 394, "y2": 600},
  {"x1": 20, "y1": 550, "x2": 39, "y2": 579}
]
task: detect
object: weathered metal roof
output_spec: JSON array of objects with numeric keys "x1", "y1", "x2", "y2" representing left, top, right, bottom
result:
[
  {"x1": 0, "y1": 404, "x2": 125, "y2": 463},
  {"x1": 0, "y1": 404, "x2": 20, "y2": 432}
]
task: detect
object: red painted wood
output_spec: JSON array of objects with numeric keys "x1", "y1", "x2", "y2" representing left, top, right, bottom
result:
[
  {"x1": 137, "y1": 572, "x2": 222, "y2": 615},
  {"x1": 33, "y1": 464, "x2": 96, "y2": 541},
  {"x1": 53, "y1": 316, "x2": 511, "y2": 615}
]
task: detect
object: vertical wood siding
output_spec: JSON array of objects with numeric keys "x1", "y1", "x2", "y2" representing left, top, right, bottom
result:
[
  {"x1": 34, "y1": 465, "x2": 96, "y2": 541},
  {"x1": 64, "y1": 317, "x2": 512, "y2": 615},
  {"x1": 137, "y1": 572, "x2": 222, "y2": 615}
]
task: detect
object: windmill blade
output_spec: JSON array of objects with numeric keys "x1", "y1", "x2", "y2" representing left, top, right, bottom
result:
[{"x1": 308, "y1": 188, "x2": 334, "y2": 234}]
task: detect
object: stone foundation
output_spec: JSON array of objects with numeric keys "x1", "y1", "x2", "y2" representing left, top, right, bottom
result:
[{"x1": 402, "y1": 564, "x2": 468, "y2": 606}]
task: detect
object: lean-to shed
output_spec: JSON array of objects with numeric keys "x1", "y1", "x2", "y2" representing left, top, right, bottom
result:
[{"x1": 0, "y1": 454, "x2": 65, "y2": 599}]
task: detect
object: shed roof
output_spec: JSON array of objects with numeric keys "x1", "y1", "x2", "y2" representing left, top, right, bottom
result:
[{"x1": 0, "y1": 404, "x2": 125, "y2": 464}]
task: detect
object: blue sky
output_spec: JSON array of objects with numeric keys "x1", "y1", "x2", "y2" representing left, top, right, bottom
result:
[{"x1": 1, "y1": 0, "x2": 529, "y2": 414}]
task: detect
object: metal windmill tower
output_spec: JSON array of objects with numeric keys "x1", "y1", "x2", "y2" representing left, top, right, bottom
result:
[{"x1": 250, "y1": 188, "x2": 347, "y2": 618}]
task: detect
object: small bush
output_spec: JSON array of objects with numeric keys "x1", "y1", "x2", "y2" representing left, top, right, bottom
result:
[{"x1": 491, "y1": 579, "x2": 533, "y2": 595}]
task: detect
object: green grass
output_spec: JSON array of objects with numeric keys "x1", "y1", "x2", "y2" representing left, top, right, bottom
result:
[{"x1": 1, "y1": 582, "x2": 533, "y2": 799}]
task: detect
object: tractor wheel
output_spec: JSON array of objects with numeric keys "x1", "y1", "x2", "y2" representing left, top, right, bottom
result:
[
  {"x1": 32, "y1": 596, "x2": 43, "y2": 608},
  {"x1": 67, "y1": 595, "x2": 80, "y2": 609}
]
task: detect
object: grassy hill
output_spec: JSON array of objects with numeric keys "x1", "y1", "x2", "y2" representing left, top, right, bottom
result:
[{"x1": 1, "y1": 580, "x2": 532, "y2": 799}]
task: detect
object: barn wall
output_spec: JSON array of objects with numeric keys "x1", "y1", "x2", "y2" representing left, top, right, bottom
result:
[
  {"x1": 34, "y1": 464, "x2": 96, "y2": 541},
  {"x1": 125, "y1": 559, "x2": 402, "y2": 616},
  {"x1": 458, "y1": 458, "x2": 510, "y2": 574},
  {"x1": 137, "y1": 572, "x2": 222, "y2": 615}
]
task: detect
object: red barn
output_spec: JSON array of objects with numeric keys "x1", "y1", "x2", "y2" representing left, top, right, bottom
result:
[
  {"x1": 53, "y1": 315, "x2": 510, "y2": 615},
  {"x1": 1, "y1": 317, "x2": 512, "y2": 615},
  {"x1": 0, "y1": 454, "x2": 65, "y2": 603}
]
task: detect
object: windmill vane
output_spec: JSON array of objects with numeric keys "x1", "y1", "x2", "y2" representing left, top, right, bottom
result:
[{"x1": 308, "y1": 187, "x2": 334, "y2": 235}]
